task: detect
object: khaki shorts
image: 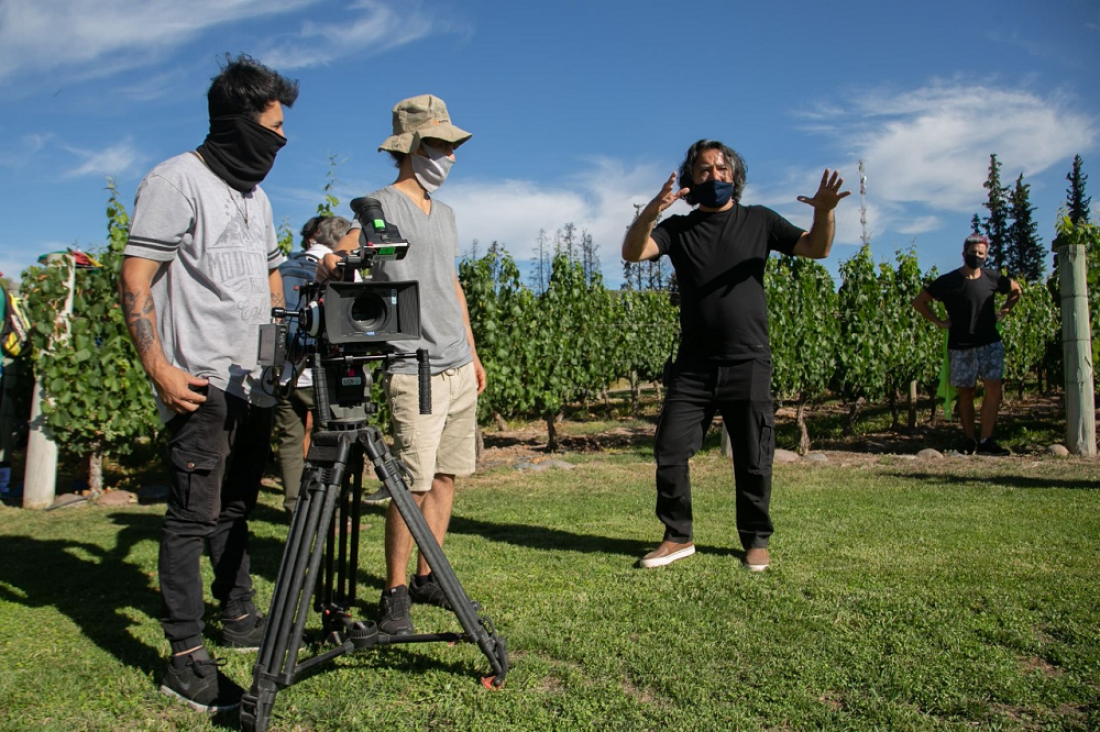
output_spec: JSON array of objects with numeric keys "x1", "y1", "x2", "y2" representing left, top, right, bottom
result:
[{"x1": 385, "y1": 361, "x2": 478, "y2": 492}]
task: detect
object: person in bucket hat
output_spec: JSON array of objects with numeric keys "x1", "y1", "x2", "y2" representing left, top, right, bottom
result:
[
  {"x1": 323, "y1": 94, "x2": 484, "y2": 635},
  {"x1": 377, "y1": 94, "x2": 472, "y2": 155}
]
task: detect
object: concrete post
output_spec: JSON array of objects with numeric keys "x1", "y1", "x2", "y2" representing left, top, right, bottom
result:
[
  {"x1": 1057, "y1": 244, "x2": 1096, "y2": 456},
  {"x1": 22, "y1": 257, "x2": 75, "y2": 508}
]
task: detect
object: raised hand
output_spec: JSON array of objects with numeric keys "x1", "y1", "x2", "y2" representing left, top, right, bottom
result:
[
  {"x1": 647, "y1": 171, "x2": 690, "y2": 216},
  {"x1": 797, "y1": 169, "x2": 850, "y2": 212}
]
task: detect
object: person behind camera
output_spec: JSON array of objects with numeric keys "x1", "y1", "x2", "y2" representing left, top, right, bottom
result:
[
  {"x1": 119, "y1": 55, "x2": 298, "y2": 713},
  {"x1": 322, "y1": 94, "x2": 486, "y2": 635},
  {"x1": 911, "y1": 233, "x2": 1021, "y2": 456},
  {"x1": 274, "y1": 215, "x2": 354, "y2": 514},
  {"x1": 622, "y1": 139, "x2": 849, "y2": 572}
]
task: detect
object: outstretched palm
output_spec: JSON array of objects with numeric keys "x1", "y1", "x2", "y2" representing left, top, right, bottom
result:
[{"x1": 797, "y1": 169, "x2": 850, "y2": 212}]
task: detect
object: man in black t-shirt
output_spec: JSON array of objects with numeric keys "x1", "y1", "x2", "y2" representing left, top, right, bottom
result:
[
  {"x1": 622, "y1": 139, "x2": 849, "y2": 572},
  {"x1": 912, "y1": 234, "x2": 1021, "y2": 456}
]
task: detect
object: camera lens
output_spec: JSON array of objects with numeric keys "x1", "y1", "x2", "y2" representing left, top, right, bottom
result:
[{"x1": 350, "y1": 292, "x2": 389, "y2": 329}]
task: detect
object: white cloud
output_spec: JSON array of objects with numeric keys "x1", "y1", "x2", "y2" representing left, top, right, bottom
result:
[
  {"x1": 0, "y1": 0, "x2": 318, "y2": 82},
  {"x1": 755, "y1": 80, "x2": 1100, "y2": 248},
  {"x1": 261, "y1": 0, "x2": 472, "y2": 70},
  {"x1": 63, "y1": 138, "x2": 143, "y2": 179},
  {"x1": 0, "y1": 132, "x2": 53, "y2": 167},
  {"x1": 801, "y1": 82, "x2": 1097, "y2": 216},
  {"x1": 443, "y1": 158, "x2": 670, "y2": 267},
  {"x1": 0, "y1": 0, "x2": 470, "y2": 87}
]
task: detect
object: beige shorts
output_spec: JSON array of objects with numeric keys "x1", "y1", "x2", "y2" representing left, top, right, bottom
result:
[{"x1": 385, "y1": 361, "x2": 478, "y2": 492}]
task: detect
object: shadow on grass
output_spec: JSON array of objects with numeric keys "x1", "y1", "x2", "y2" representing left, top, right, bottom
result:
[
  {"x1": 884, "y1": 471, "x2": 1099, "y2": 491},
  {"x1": 0, "y1": 511, "x2": 164, "y2": 674},
  {"x1": 240, "y1": 502, "x2": 506, "y2": 695},
  {"x1": 447, "y1": 514, "x2": 741, "y2": 562}
]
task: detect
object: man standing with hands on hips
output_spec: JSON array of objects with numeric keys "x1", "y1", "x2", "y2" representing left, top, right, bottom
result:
[
  {"x1": 623, "y1": 139, "x2": 849, "y2": 572},
  {"x1": 912, "y1": 233, "x2": 1021, "y2": 456}
]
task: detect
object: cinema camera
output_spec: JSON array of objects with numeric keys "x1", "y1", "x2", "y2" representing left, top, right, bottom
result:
[
  {"x1": 243, "y1": 197, "x2": 507, "y2": 732},
  {"x1": 257, "y1": 196, "x2": 424, "y2": 414}
]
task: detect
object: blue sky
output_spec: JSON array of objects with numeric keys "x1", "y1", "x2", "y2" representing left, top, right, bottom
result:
[{"x1": 1, "y1": 0, "x2": 1098, "y2": 288}]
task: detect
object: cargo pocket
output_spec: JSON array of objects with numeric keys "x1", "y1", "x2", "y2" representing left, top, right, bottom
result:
[
  {"x1": 169, "y1": 448, "x2": 221, "y2": 521},
  {"x1": 754, "y1": 411, "x2": 775, "y2": 475}
]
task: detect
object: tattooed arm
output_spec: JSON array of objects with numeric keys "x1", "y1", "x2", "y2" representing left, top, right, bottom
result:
[
  {"x1": 269, "y1": 268, "x2": 284, "y2": 311},
  {"x1": 119, "y1": 256, "x2": 209, "y2": 414}
]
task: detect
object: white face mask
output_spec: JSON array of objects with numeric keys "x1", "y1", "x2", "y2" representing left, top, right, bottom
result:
[{"x1": 410, "y1": 142, "x2": 454, "y2": 193}]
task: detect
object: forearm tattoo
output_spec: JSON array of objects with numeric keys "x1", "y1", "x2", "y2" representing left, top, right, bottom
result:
[{"x1": 121, "y1": 290, "x2": 158, "y2": 357}]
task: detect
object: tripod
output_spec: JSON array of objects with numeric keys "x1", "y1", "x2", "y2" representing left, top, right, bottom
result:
[{"x1": 241, "y1": 351, "x2": 508, "y2": 732}]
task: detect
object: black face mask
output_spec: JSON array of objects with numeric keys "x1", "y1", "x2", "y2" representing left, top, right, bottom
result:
[
  {"x1": 197, "y1": 115, "x2": 286, "y2": 192},
  {"x1": 964, "y1": 252, "x2": 985, "y2": 269},
  {"x1": 688, "y1": 179, "x2": 734, "y2": 208}
]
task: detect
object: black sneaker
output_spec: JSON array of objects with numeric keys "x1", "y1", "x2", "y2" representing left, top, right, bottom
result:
[
  {"x1": 976, "y1": 439, "x2": 1011, "y2": 456},
  {"x1": 378, "y1": 586, "x2": 415, "y2": 635},
  {"x1": 409, "y1": 573, "x2": 452, "y2": 610},
  {"x1": 957, "y1": 438, "x2": 978, "y2": 455},
  {"x1": 160, "y1": 649, "x2": 243, "y2": 713},
  {"x1": 222, "y1": 612, "x2": 265, "y2": 651}
]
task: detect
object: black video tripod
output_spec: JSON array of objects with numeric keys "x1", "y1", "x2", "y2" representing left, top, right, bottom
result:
[{"x1": 241, "y1": 349, "x2": 508, "y2": 732}]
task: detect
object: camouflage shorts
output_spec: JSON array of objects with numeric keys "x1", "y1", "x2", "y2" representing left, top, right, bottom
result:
[{"x1": 949, "y1": 341, "x2": 1004, "y2": 387}]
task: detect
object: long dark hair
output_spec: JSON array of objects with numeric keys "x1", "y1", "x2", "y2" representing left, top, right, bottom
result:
[{"x1": 677, "y1": 139, "x2": 747, "y2": 206}]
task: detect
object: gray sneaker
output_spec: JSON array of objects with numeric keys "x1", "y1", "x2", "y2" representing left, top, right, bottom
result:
[
  {"x1": 159, "y1": 649, "x2": 243, "y2": 713},
  {"x1": 378, "y1": 586, "x2": 415, "y2": 635}
]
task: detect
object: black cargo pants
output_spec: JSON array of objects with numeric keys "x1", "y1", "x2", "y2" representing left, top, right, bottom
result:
[
  {"x1": 158, "y1": 386, "x2": 272, "y2": 647},
  {"x1": 653, "y1": 358, "x2": 775, "y2": 550}
]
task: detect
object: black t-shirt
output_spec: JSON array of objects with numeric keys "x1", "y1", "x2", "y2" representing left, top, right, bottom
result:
[
  {"x1": 924, "y1": 268, "x2": 1011, "y2": 349},
  {"x1": 652, "y1": 204, "x2": 803, "y2": 361}
]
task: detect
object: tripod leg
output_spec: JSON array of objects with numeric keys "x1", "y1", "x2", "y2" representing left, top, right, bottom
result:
[
  {"x1": 360, "y1": 427, "x2": 509, "y2": 685},
  {"x1": 242, "y1": 432, "x2": 353, "y2": 732}
]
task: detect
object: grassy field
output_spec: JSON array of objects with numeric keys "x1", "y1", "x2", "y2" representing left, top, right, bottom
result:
[{"x1": 0, "y1": 439, "x2": 1098, "y2": 730}]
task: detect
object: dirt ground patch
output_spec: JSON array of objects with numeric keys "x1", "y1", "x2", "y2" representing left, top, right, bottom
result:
[{"x1": 477, "y1": 394, "x2": 1093, "y2": 471}]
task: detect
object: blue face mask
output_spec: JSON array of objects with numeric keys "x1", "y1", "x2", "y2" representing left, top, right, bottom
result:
[{"x1": 691, "y1": 179, "x2": 733, "y2": 208}]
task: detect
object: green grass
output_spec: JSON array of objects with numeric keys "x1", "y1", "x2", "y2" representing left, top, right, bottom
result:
[{"x1": 1, "y1": 450, "x2": 1098, "y2": 730}]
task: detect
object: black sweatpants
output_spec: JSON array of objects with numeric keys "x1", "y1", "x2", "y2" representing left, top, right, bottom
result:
[{"x1": 653, "y1": 358, "x2": 774, "y2": 550}]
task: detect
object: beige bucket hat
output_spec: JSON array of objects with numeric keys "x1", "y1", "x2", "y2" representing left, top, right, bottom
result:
[{"x1": 378, "y1": 94, "x2": 472, "y2": 154}]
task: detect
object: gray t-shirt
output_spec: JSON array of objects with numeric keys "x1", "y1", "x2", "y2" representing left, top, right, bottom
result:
[
  {"x1": 124, "y1": 152, "x2": 285, "y2": 421},
  {"x1": 364, "y1": 185, "x2": 471, "y2": 375}
]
